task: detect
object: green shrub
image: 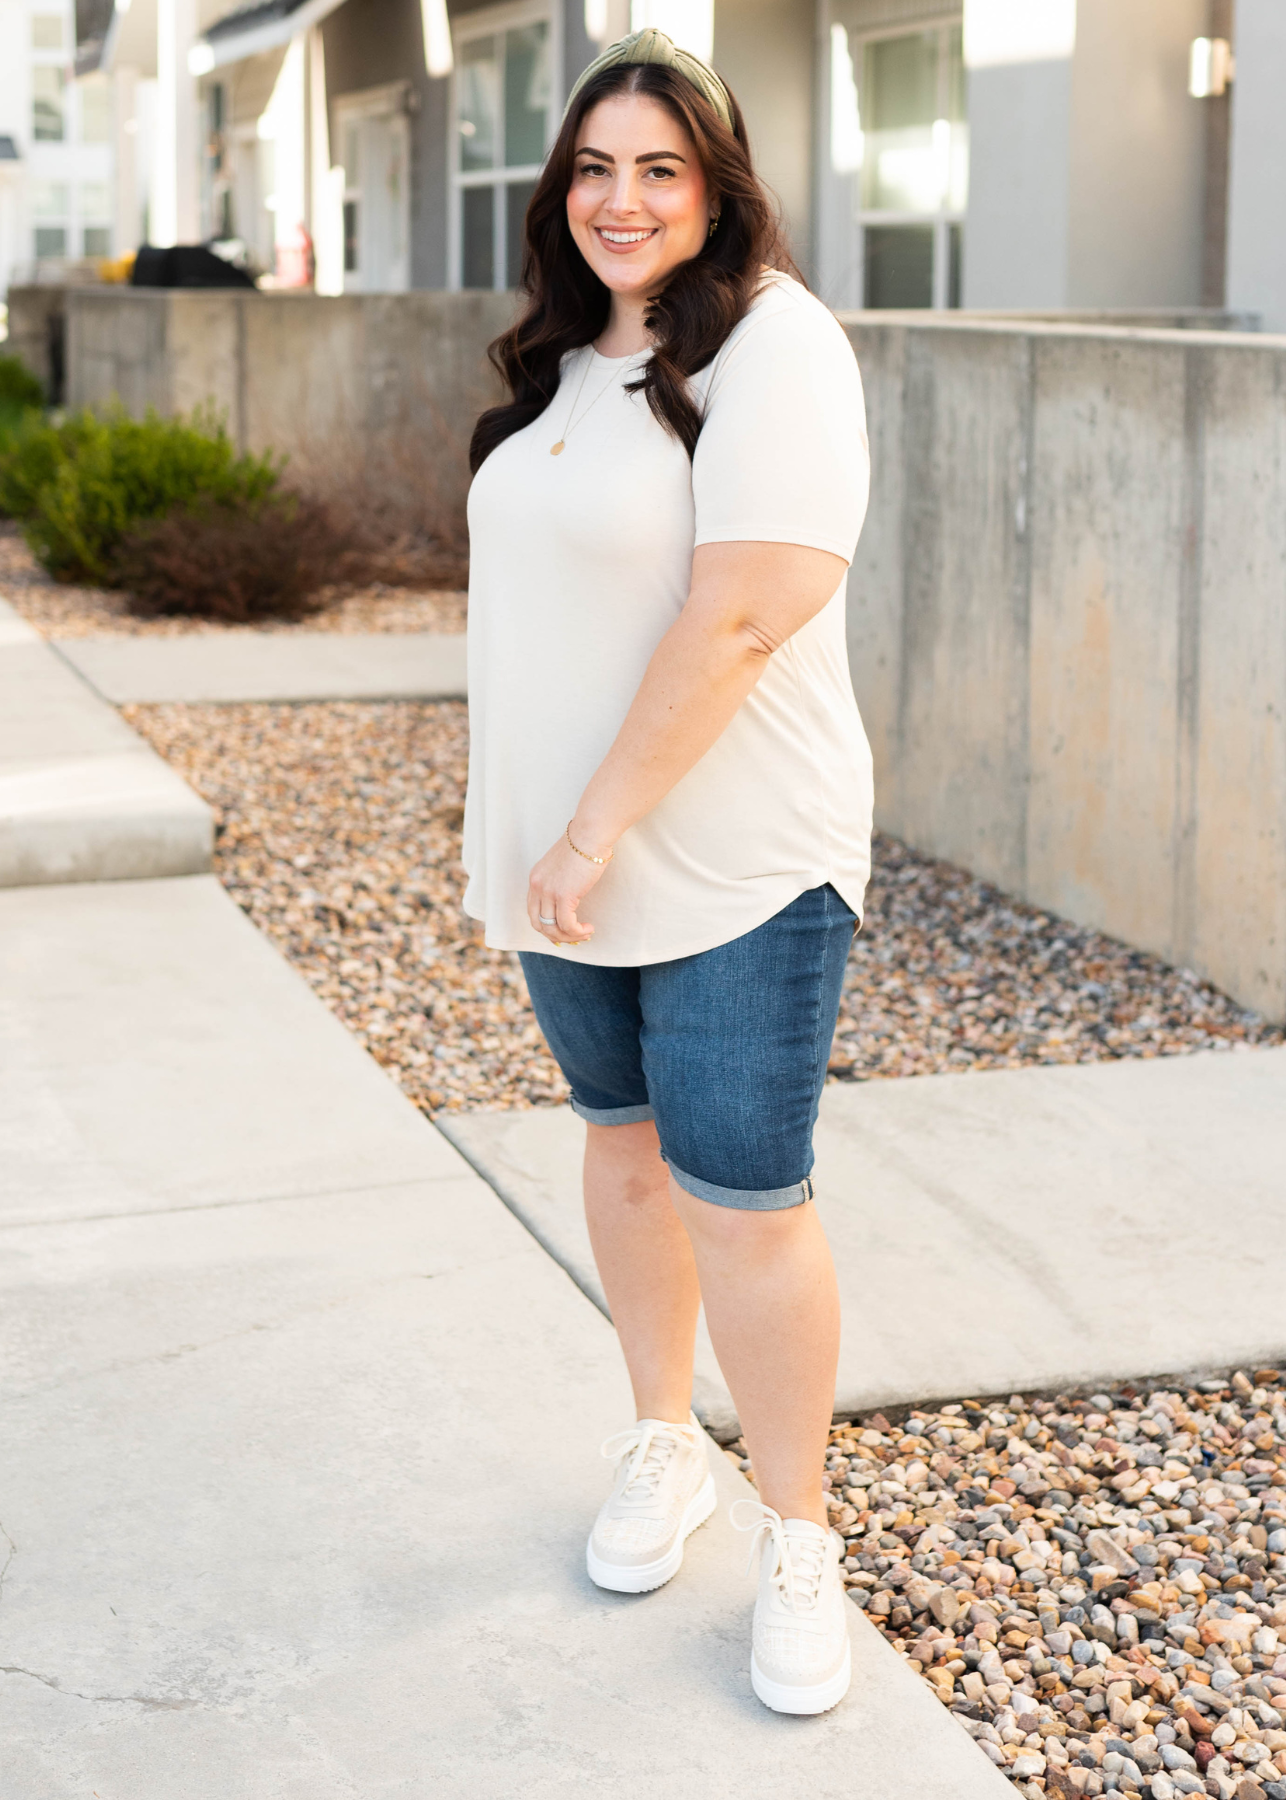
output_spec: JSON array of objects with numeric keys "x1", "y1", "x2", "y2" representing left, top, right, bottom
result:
[
  {"x1": 0, "y1": 354, "x2": 43, "y2": 411},
  {"x1": 0, "y1": 357, "x2": 47, "y2": 470},
  {"x1": 0, "y1": 410, "x2": 88, "y2": 518},
  {"x1": 0, "y1": 405, "x2": 281, "y2": 584}
]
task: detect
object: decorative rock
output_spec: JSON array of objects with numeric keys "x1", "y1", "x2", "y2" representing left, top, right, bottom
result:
[
  {"x1": 978, "y1": 1649, "x2": 1007, "y2": 1686},
  {"x1": 929, "y1": 1588, "x2": 961, "y2": 1629},
  {"x1": 1087, "y1": 1530, "x2": 1142, "y2": 1577},
  {"x1": 764, "y1": 1369, "x2": 1286, "y2": 1798}
]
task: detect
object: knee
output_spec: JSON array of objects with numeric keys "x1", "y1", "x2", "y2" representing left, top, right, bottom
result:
[
  {"x1": 585, "y1": 1120, "x2": 669, "y2": 1209},
  {"x1": 669, "y1": 1179, "x2": 809, "y2": 1254}
]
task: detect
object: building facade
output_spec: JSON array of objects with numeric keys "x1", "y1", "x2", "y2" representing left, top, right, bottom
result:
[
  {"x1": 0, "y1": 0, "x2": 121, "y2": 307},
  {"x1": 18, "y1": 0, "x2": 1286, "y2": 331}
]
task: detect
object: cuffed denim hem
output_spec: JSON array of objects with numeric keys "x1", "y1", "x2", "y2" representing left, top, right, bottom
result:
[
  {"x1": 666, "y1": 1156, "x2": 814, "y2": 1211},
  {"x1": 569, "y1": 1096, "x2": 656, "y2": 1126}
]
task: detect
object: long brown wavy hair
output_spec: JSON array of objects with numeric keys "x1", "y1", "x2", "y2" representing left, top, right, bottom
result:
[{"x1": 468, "y1": 60, "x2": 797, "y2": 474}]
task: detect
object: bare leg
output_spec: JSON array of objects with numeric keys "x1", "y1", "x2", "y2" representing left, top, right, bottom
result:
[
  {"x1": 583, "y1": 1119, "x2": 701, "y2": 1423},
  {"x1": 666, "y1": 1180, "x2": 838, "y2": 1529}
]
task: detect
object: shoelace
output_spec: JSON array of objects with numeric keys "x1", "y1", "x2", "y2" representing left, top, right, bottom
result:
[
  {"x1": 600, "y1": 1419, "x2": 700, "y2": 1505},
  {"x1": 731, "y1": 1499, "x2": 828, "y2": 1613}
]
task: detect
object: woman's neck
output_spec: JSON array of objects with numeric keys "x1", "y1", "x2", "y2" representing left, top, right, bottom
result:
[{"x1": 594, "y1": 290, "x2": 652, "y2": 359}]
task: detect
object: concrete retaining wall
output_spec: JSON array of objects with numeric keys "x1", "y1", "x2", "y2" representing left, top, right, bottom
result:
[
  {"x1": 6, "y1": 286, "x2": 1283, "y2": 1020},
  {"x1": 841, "y1": 312, "x2": 1286, "y2": 1024},
  {"x1": 26, "y1": 287, "x2": 516, "y2": 482}
]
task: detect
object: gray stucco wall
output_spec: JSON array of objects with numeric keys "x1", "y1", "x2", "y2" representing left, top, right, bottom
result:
[
  {"x1": 714, "y1": 0, "x2": 816, "y2": 274},
  {"x1": 1226, "y1": 0, "x2": 1286, "y2": 333},
  {"x1": 1067, "y1": 0, "x2": 1205, "y2": 309},
  {"x1": 843, "y1": 312, "x2": 1286, "y2": 1024},
  {"x1": 964, "y1": 0, "x2": 1206, "y2": 310},
  {"x1": 963, "y1": 58, "x2": 1073, "y2": 310}
]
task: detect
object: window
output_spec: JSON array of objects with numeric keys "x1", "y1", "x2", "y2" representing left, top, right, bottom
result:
[
  {"x1": 33, "y1": 64, "x2": 66, "y2": 141},
  {"x1": 80, "y1": 180, "x2": 111, "y2": 255},
  {"x1": 78, "y1": 72, "x2": 113, "y2": 142},
  {"x1": 32, "y1": 180, "x2": 69, "y2": 260},
  {"x1": 825, "y1": 16, "x2": 966, "y2": 310},
  {"x1": 451, "y1": 9, "x2": 555, "y2": 290}
]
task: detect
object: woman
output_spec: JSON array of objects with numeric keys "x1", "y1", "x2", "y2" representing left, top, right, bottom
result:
[{"x1": 464, "y1": 29, "x2": 871, "y2": 1716}]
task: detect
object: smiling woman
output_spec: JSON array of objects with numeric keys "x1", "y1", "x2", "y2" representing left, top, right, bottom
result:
[{"x1": 461, "y1": 30, "x2": 874, "y2": 1721}]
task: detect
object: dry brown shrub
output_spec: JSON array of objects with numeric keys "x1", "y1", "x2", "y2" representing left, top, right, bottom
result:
[
  {"x1": 287, "y1": 390, "x2": 475, "y2": 592},
  {"x1": 116, "y1": 494, "x2": 355, "y2": 622}
]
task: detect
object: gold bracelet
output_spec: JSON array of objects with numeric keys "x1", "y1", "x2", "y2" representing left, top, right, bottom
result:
[{"x1": 566, "y1": 823, "x2": 613, "y2": 866}]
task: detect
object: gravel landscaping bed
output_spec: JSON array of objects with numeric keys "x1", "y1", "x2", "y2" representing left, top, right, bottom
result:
[
  {"x1": 123, "y1": 699, "x2": 1280, "y2": 1117},
  {"x1": 0, "y1": 524, "x2": 466, "y2": 637},
  {"x1": 731, "y1": 1370, "x2": 1286, "y2": 1800}
]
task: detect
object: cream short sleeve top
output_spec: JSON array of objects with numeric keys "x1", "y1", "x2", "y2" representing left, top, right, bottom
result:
[{"x1": 462, "y1": 273, "x2": 873, "y2": 967}]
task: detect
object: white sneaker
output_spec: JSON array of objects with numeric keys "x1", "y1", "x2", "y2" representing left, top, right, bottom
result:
[
  {"x1": 732, "y1": 1500, "x2": 852, "y2": 1714},
  {"x1": 587, "y1": 1415, "x2": 716, "y2": 1594}
]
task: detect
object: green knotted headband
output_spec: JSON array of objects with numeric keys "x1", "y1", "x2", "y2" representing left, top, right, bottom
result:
[{"x1": 562, "y1": 27, "x2": 735, "y2": 133}]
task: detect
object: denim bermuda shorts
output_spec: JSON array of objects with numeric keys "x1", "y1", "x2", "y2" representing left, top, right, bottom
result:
[{"x1": 518, "y1": 883, "x2": 856, "y2": 1212}]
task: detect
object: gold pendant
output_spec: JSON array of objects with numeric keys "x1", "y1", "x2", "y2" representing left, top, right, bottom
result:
[{"x1": 550, "y1": 441, "x2": 565, "y2": 456}]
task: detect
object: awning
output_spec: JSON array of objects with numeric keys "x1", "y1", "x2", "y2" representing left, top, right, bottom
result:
[{"x1": 192, "y1": 0, "x2": 349, "y2": 71}]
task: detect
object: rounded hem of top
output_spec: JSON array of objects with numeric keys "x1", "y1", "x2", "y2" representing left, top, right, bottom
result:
[{"x1": 478, "y1": 871, "x2": 868, "y2": 969}]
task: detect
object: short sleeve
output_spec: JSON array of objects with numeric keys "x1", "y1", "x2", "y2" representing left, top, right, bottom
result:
[{"x1": 691, "y1": 289, "x2": 870, "y2": 564}]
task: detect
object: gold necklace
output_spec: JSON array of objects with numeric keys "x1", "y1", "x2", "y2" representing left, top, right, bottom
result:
[{"x1": 550, "y1": 350, "x2": 618, "y2": 456}]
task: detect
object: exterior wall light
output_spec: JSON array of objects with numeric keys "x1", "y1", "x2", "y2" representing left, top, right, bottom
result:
[
  {"x1": 1189, "y1": 36, "x2": 1233, "y2": 98},
  {"x1": 421, "y1": 0, "x2": 453, "y2": 77}
]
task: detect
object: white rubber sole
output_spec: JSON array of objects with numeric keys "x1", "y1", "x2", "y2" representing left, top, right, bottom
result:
[
  {"x1": 586, "y1": 1471, "x2": 718, "y2": 1594},
  {"x1": 750, "y1": 1638, "x2": 853, "y2": 1716}
]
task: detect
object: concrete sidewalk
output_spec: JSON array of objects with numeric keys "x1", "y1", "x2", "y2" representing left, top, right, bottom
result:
[
  {"x1": 56, "y1": 629, "x2": 468, "y2": 703},
  {"x1": 0, "y1": 601, "x2": 211, "y2": 887},
  {"x1": 0, "y1": 873, "x2": 1007, "y2": 1799},
  {"x1": 447, "y1": 1047, "x2": 1286, "y2": 1431}
]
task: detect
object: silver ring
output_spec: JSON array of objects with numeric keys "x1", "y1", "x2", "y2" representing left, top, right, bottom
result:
[{"x1": 538, "y1": 914, "x2": 557, "y2": 925}]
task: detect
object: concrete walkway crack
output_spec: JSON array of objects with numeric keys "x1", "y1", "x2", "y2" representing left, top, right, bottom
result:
[
  {"x1": 0, "y1": 1516, "x2": 15, "y2": 1617},
  {"x1": 0, "y1": 1170, "x2": 471, "y2": 1234},
  {"x1": 1, "y1": 1248, "x2": 537, "y2": 1406},
  {"x1": 0, "y1": 1666, "x2": 200, "y2": 1710}
]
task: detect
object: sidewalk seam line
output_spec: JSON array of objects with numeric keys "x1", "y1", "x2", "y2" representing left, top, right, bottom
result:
[
  {"x1": 0, "y1": 1168, "x2": 484, "y2": 1231},
  {"x1": 433, "y1": 1119, "x2": 613, "y2": 1325}
]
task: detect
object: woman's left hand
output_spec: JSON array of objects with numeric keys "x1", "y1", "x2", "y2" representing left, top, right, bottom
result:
[{"x1": 527, "y1": 829, "x2": 612, "y2": 946}]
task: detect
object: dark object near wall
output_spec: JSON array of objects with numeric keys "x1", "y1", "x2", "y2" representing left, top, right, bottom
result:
[{"x1": 131, "y1": 245, "x2": 257, "y2": 289}]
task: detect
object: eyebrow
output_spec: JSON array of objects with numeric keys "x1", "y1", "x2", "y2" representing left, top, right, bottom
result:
[{"x1": 574, "y1": 146, "x2": 688, "y2": 164}]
